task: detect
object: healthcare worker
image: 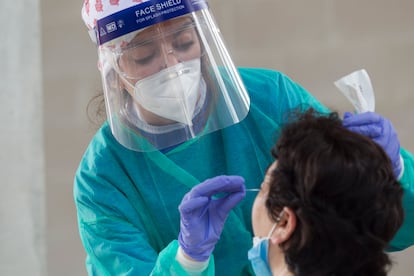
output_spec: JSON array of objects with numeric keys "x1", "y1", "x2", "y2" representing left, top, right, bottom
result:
[{"x1": 75, "y1": 0, "x2": 414, "y2": 275}]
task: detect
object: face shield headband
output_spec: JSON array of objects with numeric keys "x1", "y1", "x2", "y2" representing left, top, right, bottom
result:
[{"x1": 92, "y1": 0, "x2": 209, "y2": 46}]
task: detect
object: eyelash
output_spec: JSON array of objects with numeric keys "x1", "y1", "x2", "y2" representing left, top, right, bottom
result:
[
  {"x1": 134, "y1": 51, "x2": 158, "y2": 65},
  {"x1": 133, "y1": 39, "x2": 195, "y2": 66},
  {"x1": 173, "y1": 40, "x2": 194, "y2": 52}
]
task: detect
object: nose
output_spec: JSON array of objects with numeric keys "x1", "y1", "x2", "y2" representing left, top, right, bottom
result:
[{"x1": 161, "y1": 44, "x2": 180, "y2": 68}]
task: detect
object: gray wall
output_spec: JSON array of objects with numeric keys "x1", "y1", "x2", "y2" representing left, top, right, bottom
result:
[
  {"x1": 1, "y1": 0, "x2": 45, "y2": 275},
  {"x1": 40, "y1": 0, "x2": 414, "y2": 275}
]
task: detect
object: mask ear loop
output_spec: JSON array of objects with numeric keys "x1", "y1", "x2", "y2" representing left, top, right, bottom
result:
[
  {"x1": 267, "y1": 210, "x2": 285, "y2": 238},
  {"x1": 266, "y1": 223, "x2": 278, "y2": 238}
]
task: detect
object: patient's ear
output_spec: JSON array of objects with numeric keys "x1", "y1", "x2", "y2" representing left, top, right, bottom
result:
[{"x1": 270, "y1": 207, "x2": 296, "y2": 245}]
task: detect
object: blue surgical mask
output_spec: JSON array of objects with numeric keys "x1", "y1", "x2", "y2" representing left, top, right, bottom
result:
[{"x1": 248, "y1": 223, "x2": 277, "y2": 276}]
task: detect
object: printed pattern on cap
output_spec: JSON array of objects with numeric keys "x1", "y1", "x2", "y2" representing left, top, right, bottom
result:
[{"x1": 82, "y1": 0, "x2": 150, "y2": 31}]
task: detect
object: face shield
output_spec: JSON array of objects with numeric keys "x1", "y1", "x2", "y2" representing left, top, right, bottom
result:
[{"x1": 84, "y1": 0, "x2": 250, "y2": 151}]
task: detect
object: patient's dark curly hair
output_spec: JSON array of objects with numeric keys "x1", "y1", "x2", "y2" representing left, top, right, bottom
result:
[{"x1": 266, "y1": 109, "x2": 404, "y2": 276}]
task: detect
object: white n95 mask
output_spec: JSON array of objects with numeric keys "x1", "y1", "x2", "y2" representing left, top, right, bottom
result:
[{"x1": 133, "y1": 59, "x2": 201, "y2": 126}]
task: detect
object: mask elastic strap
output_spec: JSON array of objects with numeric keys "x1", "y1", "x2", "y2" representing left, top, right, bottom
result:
[
  {"x1": 266, "y1": 223, "x2": 277, "y2": 238},
  {"x1": 267, "y1": 210, "x2": 285, "y2": 238}
]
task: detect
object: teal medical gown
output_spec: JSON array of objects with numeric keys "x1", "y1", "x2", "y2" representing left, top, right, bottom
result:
[{"x1": 74, "y1": 68, "x2": 414, "y2": 275}]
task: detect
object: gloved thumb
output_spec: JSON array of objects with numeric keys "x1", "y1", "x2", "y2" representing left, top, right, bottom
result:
[{"x1": 343, "y1": 111, "x2": 353, "y2": 119}]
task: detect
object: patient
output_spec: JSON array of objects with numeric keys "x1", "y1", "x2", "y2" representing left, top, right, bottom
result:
[
  {"x1": 249, "y1": 109, "x2": 404, "y2": 276},
  {"x1": 165, "y1": 109, "x2": 404, "y2": 275}
]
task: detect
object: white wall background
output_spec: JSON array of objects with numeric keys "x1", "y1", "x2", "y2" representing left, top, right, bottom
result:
[{"x1": 0, "y1": 0, "x2": 408, "y2": 275}]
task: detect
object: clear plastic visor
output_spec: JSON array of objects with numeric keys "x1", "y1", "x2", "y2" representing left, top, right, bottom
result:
[{"x1": 98, "y1": 11, "x2": 250, "y2": 152}]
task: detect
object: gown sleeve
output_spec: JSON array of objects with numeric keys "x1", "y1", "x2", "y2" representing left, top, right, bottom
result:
[
  {"x1": 388, "y1": 148, "x2": 414, "y2": 251},
  {"x1": 151, "y1": 240, "x2": 215, "y2": 276},
  {"x1": 75, "y1": 165, "x2": 159, "y2": 275},
  {"x1": 74, "y1": 123, "x2": 217, "y2": 276},
  {"x1": 74, "y1": 123, "x2": 169, "y2": 275},
  {"x1": 74, "y1": 146, "x2": 216, "y2": 275}
]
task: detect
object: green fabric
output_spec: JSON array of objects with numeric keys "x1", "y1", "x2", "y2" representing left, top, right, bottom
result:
[
  {"x1": 388, "y1": 148, "x2": 414, "y2": 251},
  {"x1": 74, "y1": 67, "x2": 414, "y2": 276},
  {"x1": 151, "y1": 240, "x2": 215, "y2": 275}
]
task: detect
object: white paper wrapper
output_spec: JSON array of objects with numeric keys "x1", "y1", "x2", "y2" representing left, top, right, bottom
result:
[{"x1": 334, "y1": 69, "x2": 375, "y2": 113}]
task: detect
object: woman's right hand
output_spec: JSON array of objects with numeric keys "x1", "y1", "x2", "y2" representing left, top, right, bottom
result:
[{"x1": 178, "y1": 175, "x2": 246, "y2": 261}]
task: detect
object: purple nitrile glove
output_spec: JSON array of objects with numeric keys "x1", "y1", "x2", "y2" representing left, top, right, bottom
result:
[
  {"x1": 178, "y1": 175, "x2": 246, "y2": 262},
  {"x1": 343, "y1": 111, "x2": 403, "y2": 178}
]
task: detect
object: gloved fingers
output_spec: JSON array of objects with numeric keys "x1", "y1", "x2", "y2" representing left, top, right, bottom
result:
[
  {"x1": 215, "y1": 190, "x2": 246, "y2": 215},
  {"x1": 179, "y1": 196, "x2": 209, "y2": 218},
  {"x1": 342, "y1": 111, "x2": 381, "y2": 127},
  {"x1": 381, "y1": 118, "x2": 397, "y2": 138},
  {"x1": 190, "y1": 175, "x2": 245, "y2": 198},
  {"x1": 345, "y1": 125, "x2": 382, "y2": 139}
]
